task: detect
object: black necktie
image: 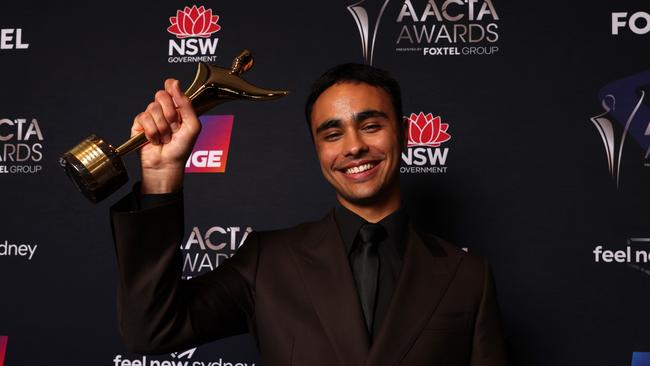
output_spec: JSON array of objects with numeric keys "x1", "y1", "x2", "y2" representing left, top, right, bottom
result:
[{"x1": 352, "y1": 223, "x2": 385, "y2": 338}]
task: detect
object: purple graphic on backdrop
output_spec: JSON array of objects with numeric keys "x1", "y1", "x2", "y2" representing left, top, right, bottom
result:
[
  {"x1": 590, "y1": 70, "x2": 650, "y2": 187},
  {"x1": 632, "y1": 352, "x2": 650, "y2": 366},
  {"x1": 0, "y1": 336, "x2": 7, "y2": 366}
]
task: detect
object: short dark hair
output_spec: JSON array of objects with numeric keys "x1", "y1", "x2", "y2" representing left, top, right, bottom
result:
[{"x1": 304, "y1": 63, "x2": 403, "y2": 132}]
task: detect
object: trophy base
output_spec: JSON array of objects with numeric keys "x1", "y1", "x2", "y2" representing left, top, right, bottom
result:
[{"x1": 59, "y1": 135, "x2": 128, "y2": 203}]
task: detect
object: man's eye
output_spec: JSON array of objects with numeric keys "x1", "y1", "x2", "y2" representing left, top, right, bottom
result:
[
  {"x1": 324, "y1": 132, "x2": 342, "y2": 141},
  {"x1": 363, "y1": 124, "x2": 381, "y2": 132}
]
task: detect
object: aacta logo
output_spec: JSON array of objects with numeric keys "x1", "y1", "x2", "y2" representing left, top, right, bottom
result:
[
  {"x1": 0, "y1": 29, "x2": 28, "y2": 50},
  {"x1": 0, "y1": 336, "x2": 7, "y2": 366},
  {"x1": 396, "y1": 0, "x2": 500, "y2": 57},
  {"x1": 401, "y1": 112, "x2": 451, "y2": 173},
  {"x1": 167, "y1": 5, "x2": 220, "y2": 63},
  {"x1": 347, "y1": 0, "x2": 392, "y2": 65},
  {"x1": 182, "y1": 225, "x2": 252, "y2": 277},
  {"x1": 0, "y1": 118, "x2": 44, "y2": 174},
  {"x1": 185, "y1": 115, "x2": 233, "y2": 173},
  {"x1": 589, "y1": 70, "x2": 650, "y2": 188}
]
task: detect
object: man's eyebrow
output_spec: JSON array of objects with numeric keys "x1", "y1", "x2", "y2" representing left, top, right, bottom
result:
[
  {"x1": 354, "y1": 109, "x2": 388, "y2": 122},
  {"x1": 315, "y1": 110, "x2": 388, "y2": 135},
  {"x1": 315, "y1": 119, "x2": 341, "y2": 134}
]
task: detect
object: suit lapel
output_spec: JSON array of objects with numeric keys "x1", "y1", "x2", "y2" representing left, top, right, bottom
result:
[
  {"x1": 365, "y1": 226, "x2": 463, "y2": 366},
  {"x1": 289, "y1": 211, "x2": 370, "y2": 366}
]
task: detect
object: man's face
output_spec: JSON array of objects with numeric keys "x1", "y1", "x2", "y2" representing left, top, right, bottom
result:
[{"x1": 310, "y1": 82, "x2": 404, "y2": 207}]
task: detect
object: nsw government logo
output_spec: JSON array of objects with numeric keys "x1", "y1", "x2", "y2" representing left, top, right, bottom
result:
[
  {"x1": 0, "y1": 118, "x2": 44, "y2": 174},
  {"x1": 401, "y1": 112, "x2": 451, "y2": 174},
  {"x1": 167, "y1": 5, "x2": 221, "y2": 63},
  {"x1": 186, "y1": 115, "x2": 233, "y2": 173}
]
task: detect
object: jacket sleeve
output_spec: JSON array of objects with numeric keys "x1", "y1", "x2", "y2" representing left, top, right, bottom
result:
[
  {"x1": 469, "y1": 259, "x2": 508, "y2": 366},
  {"x1": 109, "y1": 190, "x2": 258, "y2": 354}
]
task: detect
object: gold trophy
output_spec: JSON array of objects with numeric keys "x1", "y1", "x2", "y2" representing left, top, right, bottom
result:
[{"x1": 60, "y1": 50, "x2": 288, "y2": 203}]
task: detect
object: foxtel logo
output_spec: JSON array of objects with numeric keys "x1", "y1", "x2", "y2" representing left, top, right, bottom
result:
[{"x1": 185, "y1": 115, "x2": 233, "y2": 173}]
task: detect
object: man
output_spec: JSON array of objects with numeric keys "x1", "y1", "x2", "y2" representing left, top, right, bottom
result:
[{"x1": 110, "y1": 64, "x2": 507, "y2": 365}]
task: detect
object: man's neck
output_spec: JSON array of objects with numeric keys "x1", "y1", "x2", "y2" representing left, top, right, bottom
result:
[{"x1": 337, "y1": 190, "x2": 402, "y2": 223}]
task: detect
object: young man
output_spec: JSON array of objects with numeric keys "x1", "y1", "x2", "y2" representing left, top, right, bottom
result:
[{"x1": 110, "y1": 64, "x2": 507, "y2": 365}]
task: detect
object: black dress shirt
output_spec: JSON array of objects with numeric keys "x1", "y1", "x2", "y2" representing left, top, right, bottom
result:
[{"x1": 334, "y1": 205, "x2": 408, "y2": 342}]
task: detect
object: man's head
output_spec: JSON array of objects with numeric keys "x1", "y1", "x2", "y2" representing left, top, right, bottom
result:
[{"x1": 305, "y1": 63, "x2": 405, "y2": 211}]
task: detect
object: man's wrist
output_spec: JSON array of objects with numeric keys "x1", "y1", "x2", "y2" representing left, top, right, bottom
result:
[{"x1": 141, "y1": 167, "x2": 184, "y2": 194}]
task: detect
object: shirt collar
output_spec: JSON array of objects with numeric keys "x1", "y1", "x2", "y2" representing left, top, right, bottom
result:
[{"x1": 334, "y1": 204, "x2": 408, "y2": 258}]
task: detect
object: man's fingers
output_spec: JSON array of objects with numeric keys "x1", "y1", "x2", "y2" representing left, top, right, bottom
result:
[
  {"x1": 168, "y1": 79, "x2": 200, "y2": 134},
  {"x1": 164, "y1": 79, "x2": 178, "y2": 107},
  {"x1": 155, "y1": 90, "x2": 179, "y2": 132},
  {"x1": 135, "y1": 112, "x2": 161, "y2": 145},
  {"x1": 146, "y1": 102, "x2": 172, "y2": 144}
]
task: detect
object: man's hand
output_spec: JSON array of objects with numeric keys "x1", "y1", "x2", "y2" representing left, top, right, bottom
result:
[{"x1": 131, "y1": 78, "x2": 201, "y2": 194}]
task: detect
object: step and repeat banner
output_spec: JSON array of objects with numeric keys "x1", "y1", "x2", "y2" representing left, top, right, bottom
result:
[{"x1": 1, "y1": 1, "x2": 649, "y2": 365}]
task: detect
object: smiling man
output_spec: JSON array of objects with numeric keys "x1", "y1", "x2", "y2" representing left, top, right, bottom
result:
[{"x1": 110, "y1": 63, "x2": 507, "y2": 365}]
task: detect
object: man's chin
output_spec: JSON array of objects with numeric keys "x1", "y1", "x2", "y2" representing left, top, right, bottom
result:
[{"x1": 336, "y1": 189, "x2": 384, "y2": 207}]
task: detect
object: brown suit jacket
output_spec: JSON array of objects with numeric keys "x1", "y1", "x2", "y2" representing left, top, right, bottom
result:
[{"x1": 110, "y1": 194, "x2": 507, "y2": 366}]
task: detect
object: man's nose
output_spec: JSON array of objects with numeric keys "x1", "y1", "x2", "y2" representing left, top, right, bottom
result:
[{"x1": 343, "y1": 131, "x2": 368, "y2": 157}]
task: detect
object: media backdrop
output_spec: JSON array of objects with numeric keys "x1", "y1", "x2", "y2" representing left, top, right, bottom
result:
[{"x1": 1, "y1": 1, "x2": 649, "y2": 365}]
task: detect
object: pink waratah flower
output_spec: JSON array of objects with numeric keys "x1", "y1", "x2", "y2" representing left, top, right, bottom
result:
[
  {"x1": 407, "y1": 112, "x2": 451, "y2": 147},
  {"x1": 167, "y1": 5, "x2": 221, "y2": 38}
]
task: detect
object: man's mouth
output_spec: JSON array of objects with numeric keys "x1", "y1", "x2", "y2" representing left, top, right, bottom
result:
[
  {"x1": 344, "y1": 163, "x2": 375, "y2": 175},
  {"x1": 337, "y1": 160, "x2": 382, "y2": 179}
]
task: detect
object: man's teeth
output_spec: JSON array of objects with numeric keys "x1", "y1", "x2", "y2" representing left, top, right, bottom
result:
[{"x1": 345, "y1": 163, "x2": 375, "y2": 174}]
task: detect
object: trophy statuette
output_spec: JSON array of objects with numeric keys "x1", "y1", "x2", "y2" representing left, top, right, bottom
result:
[{"x1": 60, "y1": 50, "x2": 288, "y2": 203}]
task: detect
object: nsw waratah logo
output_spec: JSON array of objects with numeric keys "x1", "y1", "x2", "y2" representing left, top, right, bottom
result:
[
  {"x1": 401, "y1": 112, "x2": 451, "y2": 174},
  {"x1": 407, "y1": 112, "x2": 451, "y2": 147},
  {"x1": 167, "y1": 5, "x2": 221, "y2": 63},
  {"x1": 168, "y1": 5, "x2": 221, "y2": 38}
]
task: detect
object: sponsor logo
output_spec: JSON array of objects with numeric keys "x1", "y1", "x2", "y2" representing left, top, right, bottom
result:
[
  {"x1": 632, "y1": 352, "x2": 650, "y2": 366},
  {"x1": 347, "y1": 0, "x2": 392, "y2": 65},
  {"x1": 182, "y1": 225, "x2": 252, "y2": 278},
  {"x1": 113, "y1": 348, "x2": 256, "y2": 366},
  {"x1": 593, "y1": 238, "x2": 650, "y2": 276},
  {"x1": 0, "y1": 29, "x2": 28, "y2": 50},
  {"x1": 589, "y1": 70, "x2": 650, "y2": 188},
  {"x1": 186, "y1": 115, "x2": 234, "y2": 173},
  {"x1": 167, "y1": 5, "x2": 221, "y2": 63},
  {"x1": 0, "y1": 240, "x2": 38, "y2": 260},
  {"x1": 347, "y1": 0, "x2": 500, "y2": 64},
  {"x1": 0, "y1": 118, "x2": 44, "y2": 174},
  {"x1": 612, "y1": 12, "x2": 650, "y2": 35},
  {"x1": 396, "y1": 0, "x2": 500, "y2": 57},
  {"x1": 401, "y1": 112, "x2": 451, "y2": 174},
  {"x1": 0, "y1": 336, "x2": 7, "y2": 366}
]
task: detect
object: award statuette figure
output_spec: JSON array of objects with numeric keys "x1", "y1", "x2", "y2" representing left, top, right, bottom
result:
[{"x1": 60, "y1": 50, "x2": 288, "y2": 203}]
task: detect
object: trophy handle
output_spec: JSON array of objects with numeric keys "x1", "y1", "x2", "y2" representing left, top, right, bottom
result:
[
  {"x1": 114, "y1": 50, "x2": 288, "y2": 157},
  {"x1": 60, "y1": 49, "x2": 289, "y2": 203}
]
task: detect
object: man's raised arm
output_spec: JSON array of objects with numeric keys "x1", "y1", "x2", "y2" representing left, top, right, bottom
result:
[{"x1": 109, "y1": 80, "x2": 257, "y2": 354}]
